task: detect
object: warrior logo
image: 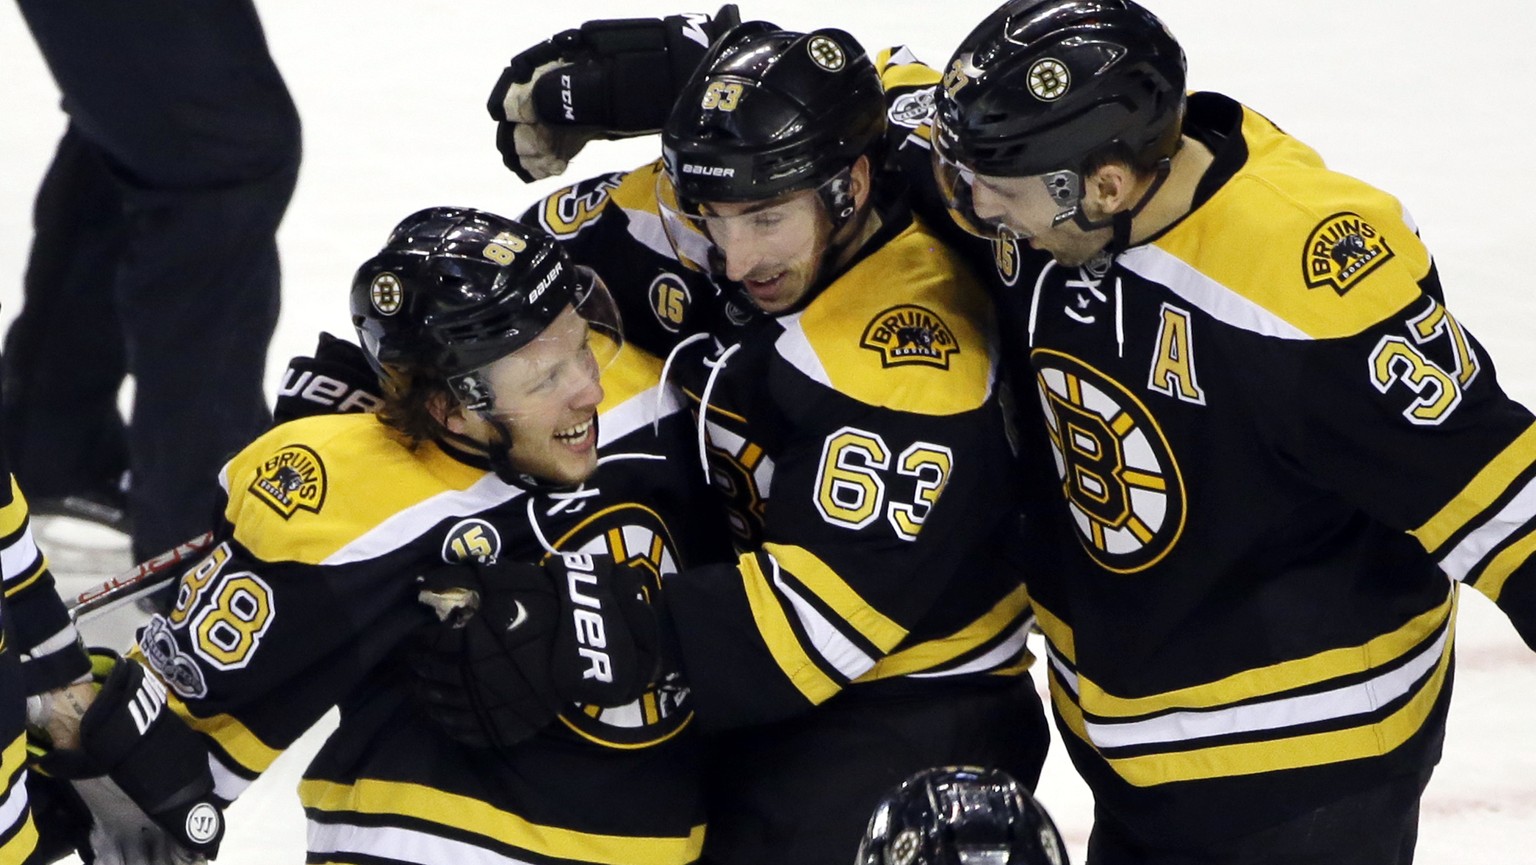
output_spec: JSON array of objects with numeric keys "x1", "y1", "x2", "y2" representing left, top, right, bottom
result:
[
  {"x1": 1033, "y1": 349, "x2": 1186, "y2": 573},
  {"x1": 370, "y1": 273, "x2": 403, "y2": 316},
  {"x1": 545, "y1": 504, "x2": 693, "y2": 747},
  {"x1": 250, "y1": 445, "x2": 327, "y2": 518},
  {"x1": 807, "y1": 35, "x2": 846, "y2": 71},
  {"x1": 1303, "y1": 212, "x2": 1395, "y2": 295},
  {"x1": 861, "y1": 305, "x2": 960, "y2": 368},
  {"x1": 1027, "y1": 58, "x2": 1071, "y2": 101}
]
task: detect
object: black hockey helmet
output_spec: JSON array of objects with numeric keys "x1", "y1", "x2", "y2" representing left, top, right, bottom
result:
[
  {"x1": 660, "y1": 22, "x2": 885, "y2": 206},
  {"x1": 934, "y1": 0, "x2": 1185, "y2": 177},
  {"x1": 931, "y1": 0, "x2": 1185, "y2": 241},
  {"x1": 856, "y1": 766, "x2": 1069, "y2": 865},
  {"x1": 351, "y1": 206, "x2": 619, "y2": 402}
]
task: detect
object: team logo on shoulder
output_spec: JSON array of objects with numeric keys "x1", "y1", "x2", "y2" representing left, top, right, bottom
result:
[
  {"x1": 860, "y1": 305, "x2": 960, "y2": 368},
  {"x1": 370, "y1": 273, "x2": 403, "y2": 316},
  {"x1": 1027, "y1": 58, "x2": 1071, "y2": 101},
  {"x1": 807, "y1": 35, "x2": 846, "y2": 71},
  {"x1": 648, "y1": 273, "x2": 692, "y2": 333},
  {"x1": 544, "y1": 504, "x2": 693, "y2": 747},
  {"x1": 250, "y1": 444, "x2": 327, "y2": 518},
  {"x1": 1033, "y1": 349, "x2": 1186, "y2": 574},
  {"x1": 441, "y1": 518, "x2": 502, "y2": 564},
  {"x1": 1304, "y1": 212, "x2": 1395, "y2": 295},
  {"x1": 994, "y1": 236, "x2": 1023, "y2": 287},
  {"x1": 540, "y1": 173, "x2": 623, "y2": 238},
  {"x1": 888, "y1": 87, "x2": 937, "y2": 129}
]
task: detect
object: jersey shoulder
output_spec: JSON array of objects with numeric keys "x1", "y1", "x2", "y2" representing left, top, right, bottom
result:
[
  {"x1": 221, "y1": 414, "x2": 493, "y2": 565},
  {"x1": 787, "y1": 215, "x2": 996, "y2": 416},
  {"x1": 1145, "y1": 101, "x2": 1432, "y2": 340}
]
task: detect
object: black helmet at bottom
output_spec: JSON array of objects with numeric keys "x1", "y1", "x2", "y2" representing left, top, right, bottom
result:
[{"x1": 857, "y1": 766, "x2": 1069, "y2": 865}]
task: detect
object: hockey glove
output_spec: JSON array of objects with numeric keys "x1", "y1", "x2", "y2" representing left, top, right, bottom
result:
[
  {"x1": 488, "y1": 4, "x2": 742, "y2": 181},
  {"x1": 272, "y1": 331, "x2": 383, "y2": 424},
  {"x1": 31, "y1": 650, "x2": 224, "y2": 865},
  {"x1": 546, "y1": 553, "x2": 662, "y2": 708},
  {"x1": 410, "y1": 558, "x2": 566, "y2": 749}
]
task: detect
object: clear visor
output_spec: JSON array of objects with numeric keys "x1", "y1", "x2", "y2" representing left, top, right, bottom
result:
[
  {"x1": 931, "y1": 142, "x2": 1083, "y2": 241},
  {"x1": 656, "y1": 170, "x2": 841, "y2": 278},
  {"x1": 450, "y1": 267, "x2": 623, "y2": 423}
]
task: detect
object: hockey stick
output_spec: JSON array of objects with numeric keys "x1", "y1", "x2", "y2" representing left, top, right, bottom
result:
[{"x1": 65, "y1": 531, "x2": 217, "y2": 623}]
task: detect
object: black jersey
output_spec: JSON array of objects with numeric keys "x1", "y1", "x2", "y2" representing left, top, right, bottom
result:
[
  {"x1": 137, "y1": 344, "x2": 721, "y2": 865},
  {"x1": 525, "y1": 154, "x2": 1037, "y2": 732},
  {"x1": 883, "y1": 42, "x2": 1536, "y2": 847}
]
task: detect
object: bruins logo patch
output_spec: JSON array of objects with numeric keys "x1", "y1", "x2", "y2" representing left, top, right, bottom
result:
[
  {"x1": 543, "y1": 503, "x2": 692, "y2": 748},
  {"x1": 370, "y1": 273, "x2": 402, "y2": 316},
  {"x1": 860, "y1": 305, "x2": 960, "y2": 368},
  {"x1": 1304, "y1": 212, "x2": 1394, "y2": 295},
  {"x1": 1033, "y1": 349, "x2": 1186, "y2": 574},
  {"x1": 250, "y1": 445, "x2": 327, "y2": 518}
]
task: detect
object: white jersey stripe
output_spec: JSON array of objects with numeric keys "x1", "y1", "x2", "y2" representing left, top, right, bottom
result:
[
  {"x1": 309, "y1": 820, "x2": 539, "y2": 865},
  {"x1": 1117, "y1": 245, "x2": 1311, "y2": 341},
  {"x1": 766, "y1": 553, "x2": 876, "y2": 682},
  {"x1": 1437, "y1": 473, "x2": 1536, "y2": 582}
]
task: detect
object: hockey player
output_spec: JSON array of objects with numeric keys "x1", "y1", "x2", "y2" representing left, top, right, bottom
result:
[
  {"x1": 128, "y1": 207, "x2": 722, "y2": 865},
  {"x1": 856, "y1": 766, "x2": 1068, "y2": 865},
  {"x1": 465, "y1": 22, "x2": 1051, "y2": 865},
  {"x1": 923, "y1": 1, "x2": 1536, "y2": 862}
]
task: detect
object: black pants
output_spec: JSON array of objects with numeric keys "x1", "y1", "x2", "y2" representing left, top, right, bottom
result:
[
  {"x1": 701, "y1": 676, "x2": 1050, "y2": 865},
  {"x1": 10, "y1": 0, "x2": 299, "y2": 559},
  {"x1": 1086, "y1": 769, "x2": 1432, "y2": 865}
]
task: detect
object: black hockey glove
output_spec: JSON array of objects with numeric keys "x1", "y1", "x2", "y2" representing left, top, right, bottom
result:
[
  {"x1": 409, "y1": 553, "x2": 663, "y2": 750},
  {"x1": 487, "y1": 4, "x2": 742, "y2": 181},
  {"x1": 272, "y1": 331, "x2": 383, "y2": 424},
  {"x1": 410, "y1": 558, "x2": 566, "y2": 750},
  {"x1": 31, "y1": 650, "x2": 225, "y2": 865},
  {"x1": 546, "y1": 552, "x2": 662, "y2": 707}
]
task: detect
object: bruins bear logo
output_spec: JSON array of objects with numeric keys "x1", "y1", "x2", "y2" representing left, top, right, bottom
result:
[
  {"x1": 250, "y1": 445, "x2": 327, "y2": 518},
  {"x1": 860, "y1": 305, "x2": 960, "y2": 369}
]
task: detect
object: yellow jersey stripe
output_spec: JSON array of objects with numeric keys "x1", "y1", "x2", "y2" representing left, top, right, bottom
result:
[
  {"x1": 739, "y1": 551, "x2": 842, "y2": 704},
  {"x1": 300, "y1": 777, "x2": 705, "y2": 865},
  {"x1": 0, "y1": 478, "x2": 28, "y2": 538},
  {"x1": 1411, "y1": 419, "x2": 1536, "y2": 554},
  {"x1": 762, "y1": 543, "x2": 907, "y2": 652},
  {"x1": 1470, "y1": 522, "x2": 1536, "y2": 602},
  {"x1": 1031, "y1": 600, "x2": 1077, "y2": 665},
  {"x1": 1075, "y1": 593, "x2": 1451, "y2": 717},
  {"x1": 175, "y1": 698, "x2": 282, "y2": 774},
  {"x1": 859, "y1": 584, "x2": 1030, "y2": 679},
  {"x1": 1082, "y1": 613, "x2": 1455, "y2": 787}
]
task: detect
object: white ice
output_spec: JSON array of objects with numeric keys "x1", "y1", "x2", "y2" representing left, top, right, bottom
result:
[{"x1": 2, "y1": 2, "x2": 1534, "y2": 862}]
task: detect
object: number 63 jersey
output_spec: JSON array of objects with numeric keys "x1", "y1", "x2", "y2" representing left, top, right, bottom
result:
[{"x1": 989, "y1": 92, "x2": 1536, "y2": 847}]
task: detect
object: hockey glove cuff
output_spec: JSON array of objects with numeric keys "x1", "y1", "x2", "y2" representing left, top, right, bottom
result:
[
  {"x1": 33, "y1": 650, "x2": 224, "y2": 864},
  {"x1": 272, "y1": 331, "x2": 384, "y2": 423},
  {"x1": 547, "y1": 553, "x2": 661, "y2": 707}
]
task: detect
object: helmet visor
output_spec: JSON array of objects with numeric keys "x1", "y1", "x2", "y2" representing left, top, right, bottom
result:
[
  {"x1": 931, "y1": 135, "x2": 1082, "y2": 241},
  {"x1": 656, "y1": 169, "x2": 844, "y2": 278},
  {"x1": 449, "y1": 266, "x2": 622, "y2": 422}
]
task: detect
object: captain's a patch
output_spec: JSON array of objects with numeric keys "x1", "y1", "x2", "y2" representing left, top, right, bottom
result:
[
  {"x1": 860, "y1": 305, "x2": 960, "y2": 369},
  {"x1": 250, "y1": 444, "x2": 327, "y2": 518}
]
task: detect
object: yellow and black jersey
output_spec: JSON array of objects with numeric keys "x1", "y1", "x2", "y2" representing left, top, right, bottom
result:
[
  {"x1": 0, "y1": 467, "x2": 90, "y2": 862},
  {"x1": 137, "y1": 345, "x2": 722, "y2": 865},
  {"x1": 912, "y1": 89, "x2": 1536, "y2": 847},
  {"x1": 529, "y1": 160, "x2": 1036, "y2": 731}
]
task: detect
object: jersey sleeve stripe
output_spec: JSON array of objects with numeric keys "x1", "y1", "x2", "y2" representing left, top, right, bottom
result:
[
  {"x1": 1467, "y1": 523, "x2": 1536, "y2": 601},
  {"x1": 23, "y1": 624, "x2": 80, "y2": 663},
  {"x1": 301, "y1": 777, "x2": 706, "y2": 865},
  {"x1": 859, "y1": 583, "x2": 1031, "y2": 679},
  {"x1": 768, "y1": 561, "x2": 878, "y2": 681},
  {"x1": 1434, "y1": 472, "x2": 1536, "y2": 583},
  {"x1": 0, "y1": 737, "x2": 31, "y2": 836},
  {"x1": 0, "y1": 478, "x2": 27, "y2": 537},
  {"x1": 174, "y1": 696, "x2": 282, "y2": 775},
  {"x1": 1411, "y1": 419, "x2": 1536, "y2": 554},
  {"x1": 0, "y1": 532, "x2": 41, "y2": 591},
  {"x1": 738, "y1": 552, "x2": 843, "y2": 704},
  {"x1": 761, "y1": 543, "x2": 908, "y2": 652}
]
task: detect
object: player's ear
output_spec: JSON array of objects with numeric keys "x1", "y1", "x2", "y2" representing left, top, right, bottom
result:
[
  {"x1": 429, "y1": 391, "x2": 470, "y2": 436},
  {"x1": 1082, "y1": 161, "x2": 1139, "y2": 220},
  {"x1": 849, "y1": 155, "x2": 873, "y2": 212}
]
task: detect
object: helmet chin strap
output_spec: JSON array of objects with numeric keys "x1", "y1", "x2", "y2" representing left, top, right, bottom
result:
[
  {"x1": 439, "y1": 371, "x2": 583, "y2": 492},
  {"x1": 1066, "y1": 156, "x2": 1173, "y2": 253}
]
